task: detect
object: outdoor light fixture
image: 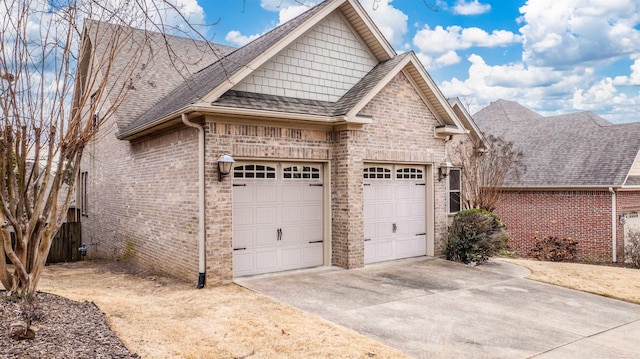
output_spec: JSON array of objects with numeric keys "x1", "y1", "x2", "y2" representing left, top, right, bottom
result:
[
  {"x1": 438, "y1": 161, "x2": 453, "y2": 182},
  {"x1": 79, "y1": 244, "x2": 87, "y2": 260},
  {"x1": 217, "y1": 154, "x2": 235, "y2": 181}
]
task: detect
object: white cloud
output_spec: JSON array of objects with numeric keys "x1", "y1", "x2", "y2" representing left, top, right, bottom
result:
[
  {"x1": 572, "y1": 78, "x2": 631, "y2": 111},
  {"x1": 224, "y1": 30, "x2": 260, "y2": 46},
  {"x1": 435, "y1": 51, "x2": 461, "y2": 66},
  {"x1": 359, "y1": 0, "x2": 408, "y2": 46},
  {"x1": 412, "y1": 24, "x2": 521, "y2": 65},
  {"x1": 519, "y1": 0, "x2": 640, "y2": 67},
  {"x1": 453, "y1": 0, "x2": 491, "y2": 15}
]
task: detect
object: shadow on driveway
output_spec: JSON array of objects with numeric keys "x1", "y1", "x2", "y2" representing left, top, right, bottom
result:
[{"x1": 236, "y1": 257, "x2": 640, "y2": 358}]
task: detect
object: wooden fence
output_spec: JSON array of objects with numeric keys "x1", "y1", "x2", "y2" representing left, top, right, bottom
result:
[{"x1": 46, "y1": 222, "x2": 82, "y2": 263}]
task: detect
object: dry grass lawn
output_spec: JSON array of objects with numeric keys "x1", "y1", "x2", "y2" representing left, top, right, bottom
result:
[
  {"x1": 498, "y1": 258, "x2": 640, "y2": 304},
  {"x1": 38, "y1": 260, "x2": 407, "y2": 359}
]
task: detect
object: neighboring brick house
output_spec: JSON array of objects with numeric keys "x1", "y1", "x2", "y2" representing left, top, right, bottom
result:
[
  {"x1": 75, "y1": 0, "x2": 479, "y2": 286},
  {"x1": 473, "y1": 99, "x2": 640, "y2": 263}
]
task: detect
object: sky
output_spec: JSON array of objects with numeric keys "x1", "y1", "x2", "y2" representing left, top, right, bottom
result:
[{"x1": 174, "y1": 0, "x2": 640, "y2": 123}]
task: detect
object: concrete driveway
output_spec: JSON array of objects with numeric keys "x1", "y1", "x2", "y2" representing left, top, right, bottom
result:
[{"x1": 236, "y1": 258, "x2": 640, "y2": 358}]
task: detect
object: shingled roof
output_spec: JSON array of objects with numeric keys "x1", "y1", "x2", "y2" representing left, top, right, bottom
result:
[
  {"x1": 119, "y1": 0, "x2": 335, "y2": 136},
  {"x1": 473, "y1": 99, "x2": 640, "y2": 188}
]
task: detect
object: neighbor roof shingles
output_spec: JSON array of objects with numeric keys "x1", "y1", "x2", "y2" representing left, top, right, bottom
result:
[{"x1": 473, "y1": 99, "x2": 640, "y2": 187}]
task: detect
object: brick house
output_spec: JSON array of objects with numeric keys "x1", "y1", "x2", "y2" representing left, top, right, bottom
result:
[
  {"x1": 76, "y1": 0, "x2": 479, "y2": 286},
  {"x1": 473, "y1": 99, "x2": 640, "y2": 263}
]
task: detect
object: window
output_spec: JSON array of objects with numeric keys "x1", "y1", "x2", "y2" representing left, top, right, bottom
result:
[
  {"x1": 233, "y1": 164, "x2": 276, "y2": 179},
  {"x1": 363, "y1": 167, "x2": 391, "y2": 179},
  {"x1": 396, "y1": 167, "x2": 424, "y2": 180},
  {"x1": 80, "y1": 171, "x2": 88, "y2": 216},
  {"x1": 448, "y1": 169, "x2": 461, "y2": 213},
  {"x1": 283, "y1": 165, "x2": 320, "y2": 179}
]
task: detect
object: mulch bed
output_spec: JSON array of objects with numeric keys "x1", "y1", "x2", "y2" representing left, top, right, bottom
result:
[{"x1": 1, "y1": 291, "x2": 138, "y2": 359}]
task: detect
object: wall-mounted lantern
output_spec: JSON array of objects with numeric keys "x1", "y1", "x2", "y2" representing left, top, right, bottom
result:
[
  {"x1": 438, "y1": 161, "x2": 453, "y2": 182},
  {"x1": 217, "y1": 154, "x2": 235, "y2": 181}
]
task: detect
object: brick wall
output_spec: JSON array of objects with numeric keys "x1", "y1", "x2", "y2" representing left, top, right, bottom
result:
[
  {"x1": 495, "y1": 190, "x2": 615, "y2": 262},
  {"x1": 81, "y1": 122, "x2": 201, "y2": 282}
]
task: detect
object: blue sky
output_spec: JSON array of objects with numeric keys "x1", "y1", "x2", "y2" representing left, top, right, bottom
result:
[{"x1": 182, "y1": 0, "x2": 640, "y2": 123}]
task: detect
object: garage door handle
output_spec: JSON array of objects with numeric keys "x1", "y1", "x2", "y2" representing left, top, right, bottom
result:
[
  {"x1": 232, "y1": 184, "x2": 246, "y2": 187},
  {"x1": 392, "y1": 223, "x2": 397, "y2": 233},
  {"x1": 415, "y1": 183, "x2": 426, "y2": 186},
  {"x1": 309, "y1": 240, "x2": 323, "y2": 244},
  {"x1": 233, "y1": 247, "x2": 246, "y2": 251},
  {"x1": 277, "y1": 228, "x2": 282, "y2": 241},
  {"x1": 309, "y1": 184, "x2": 323, "y2": 187},
  {"x1": 364, "y1": 238, "x2": 371, "y2": 242},
  {"x1": 415, "y1": 233, "x2": 426, "y2": 236}
]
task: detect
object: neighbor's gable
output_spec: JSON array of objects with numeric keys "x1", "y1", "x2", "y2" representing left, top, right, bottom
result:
[{"x1": 232, "y1": 11, "x2": 377, "y2": 102}]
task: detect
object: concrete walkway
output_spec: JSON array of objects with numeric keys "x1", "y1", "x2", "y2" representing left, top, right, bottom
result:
[{"x1": 236, "y1": 258, "x2": 640, "y2": 358}]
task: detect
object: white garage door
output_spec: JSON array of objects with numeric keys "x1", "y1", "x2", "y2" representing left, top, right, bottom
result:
[
  {"x1": 232, "y1": 163, "x2": 324, "y2": 277},
  {"x1": 364, "y1": 165, "x2": 427, "y2": 264}
]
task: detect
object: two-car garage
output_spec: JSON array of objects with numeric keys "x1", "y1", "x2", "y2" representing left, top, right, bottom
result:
[{"x1": 232, "y1": 162, "x2": 430, "y2": 277}]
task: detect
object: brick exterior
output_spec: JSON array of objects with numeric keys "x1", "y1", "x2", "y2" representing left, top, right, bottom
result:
[
  {"x1": 81, "y1": 71, "x2": 453, "y2": 284},
  {"x1": 81, "y1": 123, "x2": 201, "y2": 281},
  {"x1": 495, "y1": 190, "x2": 618, "y2": 262}
]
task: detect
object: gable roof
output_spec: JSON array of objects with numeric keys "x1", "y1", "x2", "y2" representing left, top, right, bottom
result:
[
  {"x1": 80, "y1": 20, "x2": 235, "y2": 130},
  {"x1": 114, "y1": 0, "x2": 467, "y2": 140},
  {"x1": 473, "y1": 99, "x2": 640, "y2": 188}
]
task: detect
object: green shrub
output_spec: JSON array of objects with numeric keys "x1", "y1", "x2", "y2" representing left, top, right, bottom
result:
[
  {"x1": 529, "y1": 236, "x2": 578, "y2": 262},
  {"x1": 444, "y1": 209, "x2": 508, "y2": 264},
  {"x1": 625, "y1": 230, "x2": 640, "y2": 268}
]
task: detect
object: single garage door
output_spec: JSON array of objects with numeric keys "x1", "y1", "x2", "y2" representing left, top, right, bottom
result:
[
  {"x1": 232, "y1": 162, "x2": 324, "y2": 277},
  {"x1": 364, "y1": 165, "x2": 427, "y2": 264}
]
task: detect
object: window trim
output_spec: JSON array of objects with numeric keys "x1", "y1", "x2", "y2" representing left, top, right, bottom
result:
[{"x1": 80, "y1": 171, "x2": 88, "y2": 216}]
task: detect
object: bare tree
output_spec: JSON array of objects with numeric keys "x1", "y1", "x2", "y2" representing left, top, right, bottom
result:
[
  {"x1": 454, "y1": 135, "x2": 525, "y2": 212},
  {"x1": 0, "y1": 0, "x2": 215, "y2": 296}
]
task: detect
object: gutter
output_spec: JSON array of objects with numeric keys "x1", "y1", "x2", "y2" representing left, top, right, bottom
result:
[
  {"x1": 609, "y1": 187, "x2": 617, "y2": 263},
  {"x1": 181, "y1": 113, "x2": 206, "y2": 288}
]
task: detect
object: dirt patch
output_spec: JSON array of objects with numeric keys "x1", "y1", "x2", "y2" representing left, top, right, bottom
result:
[
  {"x1": 498, "y1": 258, "x2": 640, "y2": 304},
  {"x1": 29, "y1": 260, "x2": 407, "y2": 358}
]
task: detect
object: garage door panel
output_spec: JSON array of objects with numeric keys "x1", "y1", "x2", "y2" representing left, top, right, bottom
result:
[
  {"x1": 255, "y1": 249, "x2": 279, "y2": 271},
  {"x1": 281, "y1": 185, "x2": 302, "y2": 202},
  {"x1": 377, "y1": 203, "x2": 394, "y2": 219},
  {"x1": 233, "y1": 229, "x2": 255, "y2": 247},
  {"x1": 233, "y1": 251, "x2": 255, "y2": 275},
  {"x1": 410, "y1": 202, "x2": 425, "y2": 217},
  {"x1": 233, "y1": 207, "x2": 255, "y2": 226},
  {"x1": 395, "y1": 220, "x2": 410, "y2": 235},
  {"x1": 233, "y1": 186, "x2": 254, "y2": 203},
  {"x1": 377, "y1": 185, "x2": 394, "y2": 200},
  {"x1": 303, "y1": 204, "x2": 323, "y2": 222},
  {"x1": 395, "y1": 238, "x2": 413, "y2": 255},
  {"x1": 395, "y1": 184, "x2": 411, "y2": 199},
  {"x1": 281, "y1": 226, "x2": 303, "y2": 243},
  {"x1": 410, "y1": 185, "x2": 426, "y2": 199},
  {"x1": 281, "y1": 205, "x2": 303, "y2": 223},
  {"x1": 256, "y1": 207, "x2": 278, "y2": 224},
  {"x1": 303, "y1": 224, "x2": 323, "y2": 242},
  {"x1": 396, "y1": 202, "x2": 411, "y2": 218},
  {"x1": 303, "y1": 186, "x2": 323, "y2": 201},
  {"x1": 281, "y1": 246, "x2": 303, "y2": 267},
  {"x1": 256, "y1": 185, "x2": 278, "y2": 203},
  {"x1": 376, "y1": 222, "x2": 393, "y2": 237},
  {"x1": 410, "y1": 219, "x2": 425, "y2": 234},
  {"x1": 255, "y1": 227, "x2": 278, "y2": 246},
  {"x1": 364, "y1": 185, "x2": 375, "y2": 200},
  {"x1": 303, "y1": 245, "x2": 324, "y2": 265}
]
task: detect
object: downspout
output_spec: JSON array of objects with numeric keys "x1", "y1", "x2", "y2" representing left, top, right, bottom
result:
[
  {"x1": 182, "y1": 113, "x2": 206, "y2": 288},
  {"x1": 609, "y1": 187, "x2": 617, "y2": 263}
]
